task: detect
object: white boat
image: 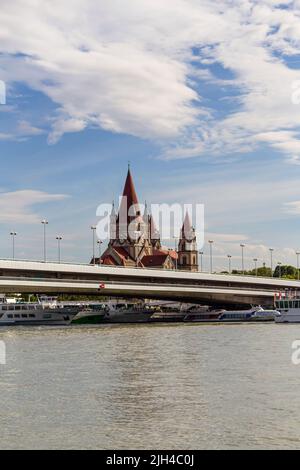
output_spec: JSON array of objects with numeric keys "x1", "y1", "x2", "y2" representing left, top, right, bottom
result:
[
  {"x1": 250, "y1": 306, "x2": 281, "y2": 321},
  {"x1": 219, "y1": 306, "x2": 280, "y2": 322},
  {"x1": 0, "y1": 296, "x2": 81, "y2": 326},
  {"x1": 275, "y1": 295, "x2": 300, "y2": 323}
]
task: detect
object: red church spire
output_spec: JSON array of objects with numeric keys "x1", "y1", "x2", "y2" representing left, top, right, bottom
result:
[
  {"x1": 117, "y1": 166, "x2": 140, "y2": 239},
  {"x1": 121, "y1": 165, "x2": 139, "y2": 211}
]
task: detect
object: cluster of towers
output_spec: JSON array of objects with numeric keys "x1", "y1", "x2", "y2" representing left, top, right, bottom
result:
[{"x1": 98, "y1": 167, "x2": 198, "y2": 271}]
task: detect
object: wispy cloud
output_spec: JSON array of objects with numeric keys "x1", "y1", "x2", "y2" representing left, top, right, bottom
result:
[
  {"x1": 0, "y1": 190, "x2": 69, "y2": 224},
  {"x1": 284, "y1": 200, "x2": 300, "y2": 215}
]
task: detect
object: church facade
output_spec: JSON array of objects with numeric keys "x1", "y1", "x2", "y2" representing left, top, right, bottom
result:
[{"x1": 94, "y1": 168, "x2": 198, "y2": 271}]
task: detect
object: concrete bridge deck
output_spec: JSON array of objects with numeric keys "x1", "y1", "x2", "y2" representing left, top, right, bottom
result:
[{"x1": 0, "y1": 259, "x2": 299, "y2": 306}]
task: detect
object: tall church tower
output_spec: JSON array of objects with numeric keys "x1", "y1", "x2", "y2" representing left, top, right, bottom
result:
[
  {"x1": 177, "y1": 212, "x2": 198, "y2": 271},
  {"x1": 110, "y1": 166, "x2": 153, "y2": 263}
]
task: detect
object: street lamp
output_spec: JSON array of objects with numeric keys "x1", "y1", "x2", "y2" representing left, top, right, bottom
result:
[
  {"x1": 97, "y1": 239, "x2": 103, "y2": 265},
  {"x1": 56, "y1": 236, "x2": 62, "y2": 263},
  {"x1": 253, "y1": 258, "x2": 258, "y2": 277},
  {"x1": 240, "y1": 244, "x2": 245, "y2": 274},
  {"x1": 208, "y1": 240, "x2": 214, "y2": 274},
  {"x1": 199, "y1": 251, "x2": 204, "y2": 272},
  {"x1": 91, "y1": 226, "x2": 97, "y2": 265},
  {"x1": 296, "y1": 251, "x2": 300, "y2": 281},
  {"x1": 10, "y1": 231, "x2": 17, "y2": 260},
  {"x1": 227, "y1": 254, "x2": 232, "y2": 274},
  {"x1": 41, "y1": 220, "x2": 48, "y2": 262},
  {"x1": 173, "y1": 236, "x2": 178, "y2": 270},
  {"x1": 269, "y1": 248, "x2": 274, "y2": 277}
]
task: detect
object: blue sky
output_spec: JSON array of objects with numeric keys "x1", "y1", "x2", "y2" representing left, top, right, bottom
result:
[{"x1": 1, "y1": 0, "x2": 300, "y2": 271}]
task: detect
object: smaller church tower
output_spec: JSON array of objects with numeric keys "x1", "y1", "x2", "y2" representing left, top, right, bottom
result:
[{"x1": 177, "y1": 212, "x2": 198, "y2": 271}]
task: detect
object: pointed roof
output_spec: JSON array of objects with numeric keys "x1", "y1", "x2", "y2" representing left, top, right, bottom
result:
[
  {"x1": 122, "y1": 167, "x2": 139, "y2": 209},
  {"x1": 149, "y1": 214, "x2": 160, "y2": 240},
  {"x1": 181, "y1": 211, "x2": 193, "y2": 239},
  {"x1": 118, "y1": 167, "x2": 140, "y2": 224},
  {"x1": 111, "y1": 200, "x2": 116, "y2": 216},
  {"x1": 143, "y1": 201, "x2": 149, "y2": 219}
]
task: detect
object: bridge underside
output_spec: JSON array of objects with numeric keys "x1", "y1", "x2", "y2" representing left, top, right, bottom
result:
[{"x1": 0, "y1": 278, "x2": 274, "y2": 307}]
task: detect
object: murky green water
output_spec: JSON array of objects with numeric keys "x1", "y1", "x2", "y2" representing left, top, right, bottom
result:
[{"x1": 0, "y1": 322, "x2": 300, "y2": 449}]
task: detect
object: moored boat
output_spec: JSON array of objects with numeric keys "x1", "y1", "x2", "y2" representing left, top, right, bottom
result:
[
  {"x1": 0, "y1": 299, "x2": 80, "y2": 326},
  {"x1": 274, "y1": 294, "x2": 300, "y2": 323}
]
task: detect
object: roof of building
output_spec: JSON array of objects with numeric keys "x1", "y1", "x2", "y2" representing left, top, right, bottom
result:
[
  {"x1": 181, "y1": 211, "x2": 195, "y2": 241},
  {"x1": 117, "y1": 168, "x2": 140, "y2": 223},
  {"x1": 141, "y1": 253, "x2": 170, "y2": 267},
  {"x1": 113, "y1": 246, "x2": 132, "y2": 260},
  {"x1": 155, "y1": 248, "x2": 178, "y2": 259},
  {"x1": 102, "y1": 255, "x2": 117, "y2": 266}
]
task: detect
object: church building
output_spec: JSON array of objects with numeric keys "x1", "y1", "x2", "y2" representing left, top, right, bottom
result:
[{"x1": 94, "y1": 167, "x2": 198, "y2": 271}]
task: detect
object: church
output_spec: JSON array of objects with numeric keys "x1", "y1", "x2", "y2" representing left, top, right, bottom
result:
[{"x1": 95, "y1": 167, "x2": 198, "y2": 271}]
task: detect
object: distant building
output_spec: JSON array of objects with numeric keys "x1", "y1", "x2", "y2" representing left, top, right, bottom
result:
[
  {"x1": 177, "y1": 212, "x2": 198, "y2": 272},
  {"x1": 93, "y1": 167, "x2": 198, "y2": 270}
]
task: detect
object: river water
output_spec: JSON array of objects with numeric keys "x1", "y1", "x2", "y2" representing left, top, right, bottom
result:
[{"x1": 0, "y1": 322, "x2": 300, "y2": 449}]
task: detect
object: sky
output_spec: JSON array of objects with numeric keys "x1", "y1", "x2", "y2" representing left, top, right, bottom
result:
[{"x1": 1, "y1": 0, "x2": 300, "y2": 271}]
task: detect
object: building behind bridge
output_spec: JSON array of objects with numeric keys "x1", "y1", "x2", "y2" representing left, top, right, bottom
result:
[{"x1": 93, "y1": 167, "x2": 199, "y2": 271}]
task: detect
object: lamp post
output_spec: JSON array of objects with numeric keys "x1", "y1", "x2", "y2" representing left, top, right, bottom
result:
[
  {"x1": 97, "y1": 239, "x2": 103, "y2": 265},
  {"x1": 199, "y1": 251, "x2": 204, "y2": 272},
  {"x1": 41, "y1": 220, "x2": 48, "y2": 262},
  {"x1": 253, "y1": 258, "x2": 258, "y2": 276},
  {"x1": 269, "y1": 248, "x2": 274, "y2": 277},
  {"x1": 173, "y1": 236, "x2": 178, "y2": 270},
  {"x1": 10, "y1": 231, "x2": 17, "y2": 260},
  {"x1": 240, "y1": 244, "x2": 245, "y2": 274},
  {"x1": 56, "y1": 236, "x2": 62, "y2": 263},
  {"x1": 296, "y1": 251, "x2": 300, "y2": 281},
  {"x1": 227, "y1": 254, "x2": 232, "y2": 274},
  {"x1": 91, "y1": 226, "x2": 97, "y2": 265},
  {"x1": 208, "y1": 240, "x2": 214, "y2": 274}
]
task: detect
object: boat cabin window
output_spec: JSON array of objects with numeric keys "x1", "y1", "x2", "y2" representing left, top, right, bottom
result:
[
  {"x1": 276, "y1": 299, "x2": 300, "y2": 309},
  {"x1": 7, "y1": 314, "x2": 13, "y2": 318},
  {"x1": 14, "y1": 314, "x2": 20, "y2": 318},
  {"x1": 29, "y1": 314, "x2": 35, "y2": 318},
  {"x1": 21, "y1": 314, "x2": 27, "y2": 318}
]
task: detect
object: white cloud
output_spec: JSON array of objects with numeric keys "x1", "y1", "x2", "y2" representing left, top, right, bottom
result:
[
  {"x1": 0, "y1": 190, "x2": 69, "y2": 224},
  {"x1": 284, "y1": 200, "x2": 300, "y2": 214},
  {"x1": 17, "y1": 120, "x2": 44, "y2": 136},
  {"x1": 1, "y1": 0, "x2": 300, "y2": 161}
]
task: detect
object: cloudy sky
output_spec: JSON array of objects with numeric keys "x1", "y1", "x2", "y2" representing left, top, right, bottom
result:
[{"x1": 1, "y1": 0, "x2": 300, "y2": 270}]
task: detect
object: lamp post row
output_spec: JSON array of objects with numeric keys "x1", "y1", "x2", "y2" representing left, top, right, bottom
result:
[
  {"x1": 199, "y1": 244, "x2": 300, "y2": 278},
  {"x1": 9, "y1": 222, "x2": 103, "y2": 265},
  {"x1": 6, "y1": 226, "x2": 300, "y2": 278}
]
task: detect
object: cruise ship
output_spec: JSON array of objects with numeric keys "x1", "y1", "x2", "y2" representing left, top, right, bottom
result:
[
  {"x1": 275, "y1": 293, "x2": 300, "y2": 323},
  {"x1": 0, "y1": 296, "x2": 81, "y2": 326},
  {"x1": 183, "y1": 306, "x2": 280, "y2": 323}
]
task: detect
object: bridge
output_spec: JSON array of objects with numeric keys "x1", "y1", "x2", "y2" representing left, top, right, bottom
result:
[{"x1": 0, "y1": 259, "x2": 298, "y2": 307}]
